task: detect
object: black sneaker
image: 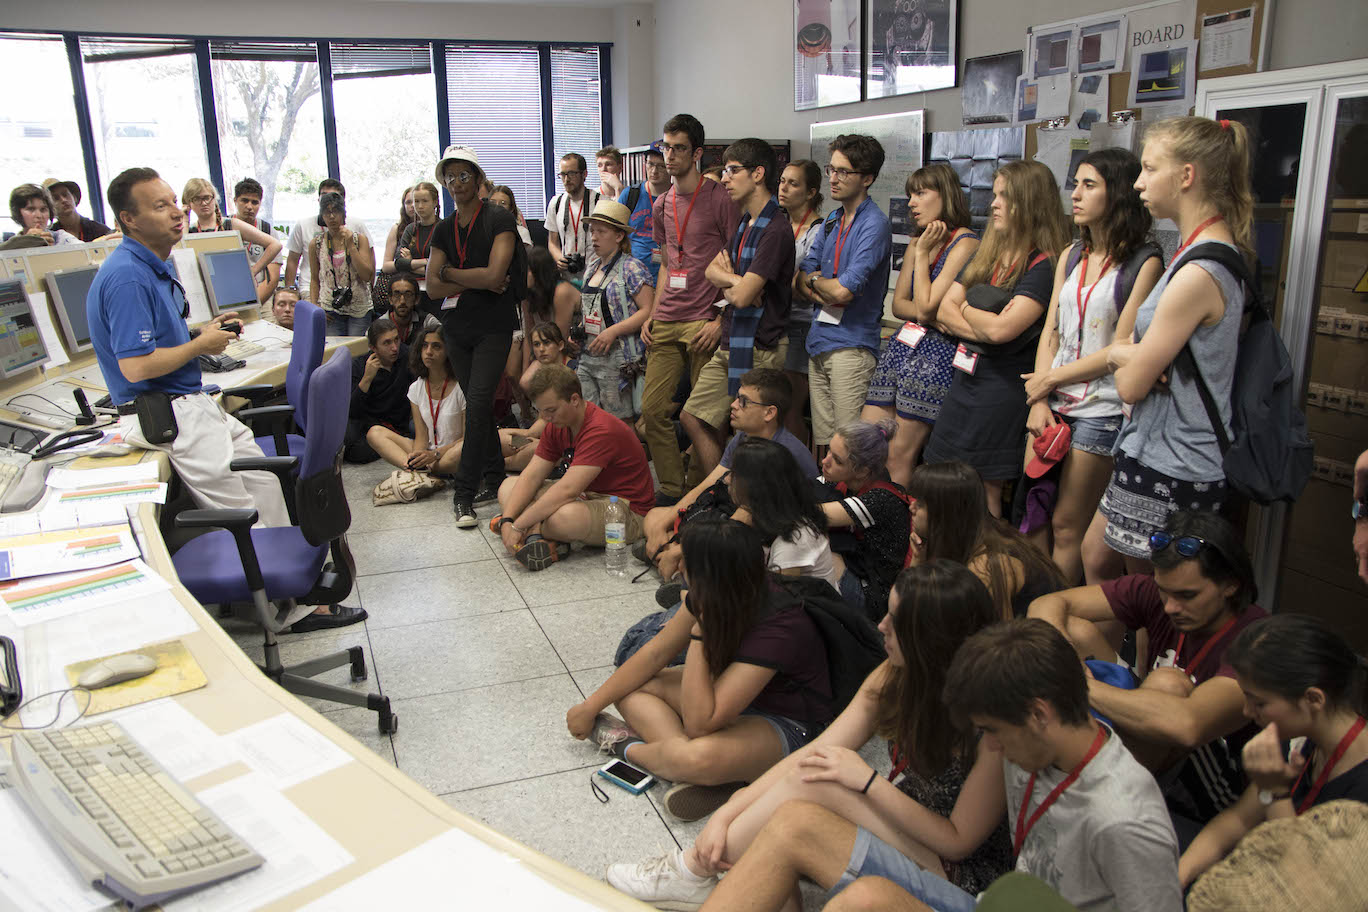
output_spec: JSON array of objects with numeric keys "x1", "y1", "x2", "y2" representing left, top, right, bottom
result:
[
  {"x1": 474, "y1": 483, "x2": 500, "y2": 505},
  {"x1": 288, "y1": 603, "x2": 368, "y2": 633},
  {"x1": 453, "y1": 499, "x2": 477, "y2": 528},
  {"x1": 631, "y1": 539, "x2": 651, "y2": 566},
  {"x1": 655, "y1": 580, "x2": 685, "y2": 609}
]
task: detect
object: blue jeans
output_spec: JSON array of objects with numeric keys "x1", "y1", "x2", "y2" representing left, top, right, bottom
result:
[
  {"x1": 325, "y1": 311, "x2": 372, "y2": 337},
  {"x1": 828, "y1": 828, "x2": 977, "y2": 912}
]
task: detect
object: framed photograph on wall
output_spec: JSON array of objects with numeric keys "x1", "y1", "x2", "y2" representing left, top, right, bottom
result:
[
  {"x1": 866, "y1": 0, "x2": 957, "y2": 100},
  {"x1": 795, "y1": 0, "x2": 863, "y2": 111}
]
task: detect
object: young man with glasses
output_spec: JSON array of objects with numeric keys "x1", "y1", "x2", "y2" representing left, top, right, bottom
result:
[
  {"x1": 1028, "y1": 510, "x2": 1266, "y2": 840},
  {"x1": 795, "y1": 135, "x2": 892, "y2": 456},
  {"x1": 642, "y1": 113, "x2": 742, "y2": 505},
  {"x1": 427, "y1": 145, "x2": 525, "y2": 527},
  {"x1": 546, "y1": 153, "x2": 601, "y2": 279},
  {"x1": 618, "y1": 143, "x2": 669, "y2": 280},
  {"x1": 679, "y1": 138, "x2": 795, "y2": 478},
  {"x1": 382, "y1": 274, "x2": 424, "y2": 345}
]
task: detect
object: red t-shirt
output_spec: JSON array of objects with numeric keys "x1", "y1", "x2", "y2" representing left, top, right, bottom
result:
[
  {"x1": 1100, "y1": 574, "x2": 1266, "y2": 682},
  {"x1": 535, "y1": 401, "x2": 655, "y2": 516}
]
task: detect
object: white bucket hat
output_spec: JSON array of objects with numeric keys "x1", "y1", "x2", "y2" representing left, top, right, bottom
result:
[{"x1": 435, "y1": 145, "x2": 482, "y2": 184}]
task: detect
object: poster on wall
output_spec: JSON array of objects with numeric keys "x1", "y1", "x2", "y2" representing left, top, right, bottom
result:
[
  {"x1": 1128, "y1": 40, "x2": 1197, "y2": 108},
  {"x1": 866, "y1": 0, "x2": 958, "y2": 100},
  {"x1": 962, "y1": 51, "x2": 1023, "y2": 125},
  {"x1": 1077, "y1": 16, "x2": 1127, "y2": 74},
  {"x1": 1122, "y1": 0, "x2": 1197, "y2": 70},
  {"x1": 795, "y1": 0, "x2": 863, "y2": 111},
  {"x1": 1029, "y1": 25, "x2": 1077, "y2": 78}
]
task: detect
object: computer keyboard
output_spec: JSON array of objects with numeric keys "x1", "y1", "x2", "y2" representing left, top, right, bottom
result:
[
  {"x1": 9, "y1": 720, "x2": 264, "y2": 909},
  {"x1": 223, "y1": 339, "x2": 264, "y2": 359}
]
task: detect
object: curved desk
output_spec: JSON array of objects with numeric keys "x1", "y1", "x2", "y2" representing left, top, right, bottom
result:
[{"x1": 0, "y1": 336, "x2": 649, "y2": 910}]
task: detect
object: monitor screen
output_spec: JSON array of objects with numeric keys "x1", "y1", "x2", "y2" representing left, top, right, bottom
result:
[
  {"x1": 198, "y1": 248, "x2": 257, "y2": 316},
  {"x1": 45, "y1": 265, "x2": 98, "y2": 354},
  {"x1": 0, "y1": 279, "x2": 49, "y2": 378}
]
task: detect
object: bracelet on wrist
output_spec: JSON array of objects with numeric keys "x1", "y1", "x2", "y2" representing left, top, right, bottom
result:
[
  {"x1": 498, "y1": 516, "x2": 516, "y2": 528},
  {"x1": 860, "y1": 769, "x2": 878, "y2": 794}
]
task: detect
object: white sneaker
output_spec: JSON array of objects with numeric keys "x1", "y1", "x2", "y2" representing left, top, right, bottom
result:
[{"x1": 604, "y1": 848, "x2": 716, "y2": 910}]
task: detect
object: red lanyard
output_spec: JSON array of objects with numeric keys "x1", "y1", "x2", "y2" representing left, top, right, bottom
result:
[
  {"x1": 567, "y1": 195, "x2": 585, "y2": 247},
  {"x1": 1014, "y1": 725, "x2": 1108, "y2": 855},
  {"x1": 671, "y1": 184, "x2": 703, "y2": 257},
  {"x1": 414, "y1": 221, "x2": 435, "y2": 259},
  {"x1": 1293, "y1": 716, "x2": 1366, "y2": 814},
  {"x1": 833, "y1": 209, "x2": 857, "y2": 274},
  {"x1": 1172, "y1": 614, "x2": 1240, "y2": 676},
  {"x1": 426, "y1": 377, "x2": 449, "y2": 446},
  {"x1": 452, "y1": 201, "x2": 484, "y2": 268},
  {"x1": 792, "y1": 207, "x2": 813, "y2": 240},
  {"x1": 1074, "y1": 251, "x2": 1113, "y2": 358},
  {"x1": 990, "y1": 258, "x2": 1018, "y2": 286},
  {"x1": 1174, "y1": 215, "x2": 1225, "y2": 260}
]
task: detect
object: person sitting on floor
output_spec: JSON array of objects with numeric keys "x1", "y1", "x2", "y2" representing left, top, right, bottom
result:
[
  {"x1": 1028, "y1": 510, "x2": 1266, "y2": 841},
  {"x1": 520, "y1": 320, "x2": 572, "y2": 394},
  {"x1": 345, "y1": 317, "x2": 414, "y2": 464},
  {"x1": 568, "y1": 518, "x2": 833, "y2": 821},
  {"x1": 817, "y1": 418, "x2": 912, "y2": 621},
  {"x1": 495, "y1": 363, "x2": 655, "y2": 571},
  {"x1": 383, "y1": 274, "x2": 425, "y2": 345},
  {"x1": 728, "y1": 437, "x2": 839, "y2": 592},
  {"x1": 699, "y1": 619, "x2": 1182, "y2": 912},
  {"x1": 1179, "y1": 613, "x2": 1368, "y2": 889},
  {"x1": 366, "y1": 323, "x2": 465, "y2": 475},
  {"x1": 907, "y1": 461, "x2": 1065, "y2": 620},
  {"x1": 639, "y1": 368, "x2": 817, "y2": 585},
  {"x1": 605, "y1": 560, "x2": 1013, "y2": 908}
]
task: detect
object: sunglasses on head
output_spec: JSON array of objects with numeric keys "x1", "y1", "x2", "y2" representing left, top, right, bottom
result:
[{"x1": 1148, "y1": 531, "x2": 1211, "y2": 558}]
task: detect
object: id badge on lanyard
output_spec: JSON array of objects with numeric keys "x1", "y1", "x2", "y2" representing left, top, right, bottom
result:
[
  {"x1": 583, "y1": 305, "x2": 605, "y2": 336},
  {"x1": 669, "y1": 269, "x2": 688, "y2": 290},
  {"x1": 441, "y1": 294, "x2": 460, "y2": 310},
  {"x1": 952, "y1": 343, "x2": 979, "y2": 375},
  {"x1": 896, "y1": 322, "x2": 927, "y2": 349}
]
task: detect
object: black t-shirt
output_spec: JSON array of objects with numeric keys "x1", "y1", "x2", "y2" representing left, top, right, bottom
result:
[
  {"x1": 1291, "y1": 741, "x2": 1368, "y2": 810},
  {"x1": 350, "y1": 348, "x2": 413, "y2": 430},
  {"x1": 431, "y1": 205, "x2": 521, "y2": 334},
  {"x1": 816, "y1": 476, "x2": 910, "y2": 621}
]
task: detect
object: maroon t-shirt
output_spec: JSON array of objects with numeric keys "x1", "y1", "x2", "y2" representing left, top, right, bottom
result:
[
  {"x1": 535, "y1": 401, "x2": 655, "y2": 516},
  {"x1": 731, "y1": 594, "x2": 832, "y2": 726},
  {"x1": 651, "y1": 178, "x2": 741, "y2": 323},
  {"x1": 1100, "y1": 574, "x2": 1266, "y2": 681}
]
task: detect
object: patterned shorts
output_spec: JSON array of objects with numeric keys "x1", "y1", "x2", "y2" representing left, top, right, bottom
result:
[
  {"x1": 863, "y1": 328, "x2": 955, "y2": 424},
  {"x1": 1099, "y1": 454, "x2": 1227, "y2": 558}
]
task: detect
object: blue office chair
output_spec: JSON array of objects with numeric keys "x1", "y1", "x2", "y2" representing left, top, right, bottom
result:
[
  {"x1": 171, "y1": 348, "x2": 396, "y2": 734},
  {"x1": 222, "y1": 299, "x2": 326, "y2": 461}
]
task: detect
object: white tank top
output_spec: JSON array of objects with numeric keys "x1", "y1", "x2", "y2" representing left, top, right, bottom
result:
[{"x1": 1049, "y1": 261, "x2": 1124, "y2": 418}]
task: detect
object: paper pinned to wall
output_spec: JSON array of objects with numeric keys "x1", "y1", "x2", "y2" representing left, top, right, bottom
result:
[
  {"x1": 1036, "y1": 73, "x2": 1072, "y2": 119},
  {"x1": 1128, "y1": 40, "x2": 1197, "y2": 110},
  {"x1": 1071, "y1": 75, "x2": 1109, "y2": 132},
  {"x1": 1199, "y1": 7, "x2": 1254, "y2": 70}
]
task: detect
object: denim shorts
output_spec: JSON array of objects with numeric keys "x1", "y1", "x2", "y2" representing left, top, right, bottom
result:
[
  {"x1": 741, "y1": 708, "x2": 810, "y2": 756},
  {"x1": 1060, "y1": 413, "x2": 1122, "y2": 457},
  {"x1": 828, "y1": 827, "x2": 977, "y2": 912}
]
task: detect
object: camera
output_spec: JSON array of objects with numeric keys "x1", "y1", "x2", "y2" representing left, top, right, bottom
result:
[
  {"x1": 569, "y1": 310, "x2": 588, "y2": 345},
  {"x1": 332, "y1": 287, "x2": 354, "y2": 310},
  {"x1": 564, "y1": 252, "x2": 586, "y2": 274}
]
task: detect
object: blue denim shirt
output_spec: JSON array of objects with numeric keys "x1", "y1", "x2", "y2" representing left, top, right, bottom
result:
[
  {"x1": 800, "y1": 197, "x2": 892, "y2": 357},
  {"x1": 88, "y1": 237, "x2": 202, "y2": 405}
]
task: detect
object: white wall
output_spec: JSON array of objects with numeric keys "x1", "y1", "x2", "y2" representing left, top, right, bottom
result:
[{"x1": 650, "y1": 0, "x2": 1368, "y2": 155}]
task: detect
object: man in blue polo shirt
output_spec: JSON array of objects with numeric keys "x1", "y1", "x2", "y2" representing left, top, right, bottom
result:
[
  {"x1": 617, "y1": 143, "x2": 670, "y2": 280},
  {"x1": 88, "y1": 167, "x2": 292, "y2": 530},
  {"x1": 795, "y1": 135, "x2": 892, "y2": 456}
]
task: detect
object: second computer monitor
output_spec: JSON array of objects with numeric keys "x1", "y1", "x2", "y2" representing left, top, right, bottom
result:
[
  {"x1": 45, "y1": 265, "x2": 99, "y2": 354},
  {"x1": 197, "y1": 248, "x2": 257, "y2": 316},
  {"x1": 0, "y1": 279, "x2": 50, "y2": 379}
]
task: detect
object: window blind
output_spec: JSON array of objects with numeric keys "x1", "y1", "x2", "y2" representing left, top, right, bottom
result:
[
  {"x1": 444, "y1": 44, "x2": 544, "y2": 213},
  {"x1": 81, "y1": 37, "x2": 196, "y2": 64},
  {"x1": 550, "y1": 46, "x2": 603, "y2": 191},
  {"x1": 208, "y1": 40, "x2": 318, "y2": 63},
  {"x1": 330, "y1": 42, "x2": 431, "y2": 80}
]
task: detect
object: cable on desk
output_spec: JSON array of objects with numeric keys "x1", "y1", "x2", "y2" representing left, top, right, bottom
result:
[
  {"x1": 5, "y1": 393, "x2": 79, "y2": 418},
  {"x1": 0, "y1": 687, "x2": 92, "y2": 731}
]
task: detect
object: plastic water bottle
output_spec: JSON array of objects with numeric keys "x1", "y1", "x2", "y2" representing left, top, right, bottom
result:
[{"x1": 604, "y1": 496, "x2": 629, "y2": 577}]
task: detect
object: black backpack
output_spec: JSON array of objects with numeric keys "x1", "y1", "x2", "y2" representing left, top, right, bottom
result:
[
  {"x1": 772, "y1": 574, "x2": 886, "y2": 720},
  {"x1": 1173, "y1": 242, "x2": 1313, "y2": 504}
]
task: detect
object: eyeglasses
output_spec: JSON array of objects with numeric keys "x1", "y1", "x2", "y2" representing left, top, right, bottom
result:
[
  {"x1": 824, "y1": 165, "x2": 865, "y2": 180},
  {"x1": 391, "y1": 290, "x2": 418, "y2": 300},
  {"x1": 190, "y1": 194, "x2": 215, "y2": 205},
  {"x1": 661, "y1": 142, "x2": 692, "y2": 157},
  {"x1": 733, "y1": 393, "x2": 773, "y2": 410},
  {"x1": 645, "y1": 160, "x2": 667, "y2": 171},
  {"x1": 1149, "y1": 531, "x2": 1211, "y2": 558},
  {"x1": 442, "y1": 171, "x2": 474, "y2": 186},
  {"x1": 722, "y1": 165, "x2": 752, "y2": 177},
  {"x1": 559, "y1": 171, "x2": 585, "y2": 180}
]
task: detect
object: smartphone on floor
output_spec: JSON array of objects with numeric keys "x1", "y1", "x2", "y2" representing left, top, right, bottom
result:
[{"x1": 598, "y1": 759, "x2": 655, "y2": 794}]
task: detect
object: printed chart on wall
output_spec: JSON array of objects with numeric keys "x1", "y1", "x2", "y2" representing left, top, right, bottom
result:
[{"x1": 810, "y1": 110, "x2": 925, "y2": 287}]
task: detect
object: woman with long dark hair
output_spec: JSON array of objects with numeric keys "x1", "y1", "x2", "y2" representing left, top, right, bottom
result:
[
  {"x1": 309, "y1": 191, "x2": 375, "y2": 336},
  {"x1": 907, "y1": 461, "x2": 1065, "y2": 619},
  {"x1": 605, "y1": 561, "x2": 1012, "y2": 908},
  {"x1": 1179, "y1": 613, "x2": 1368, "y2": 887},
  {"x1": 1024, "y1": 148, "x2": 1162, "y2": 584},
  {"x1": 728, "y1": 437, "x2": 837, "y2": 590},
  {"x1": 566, "y1": 519, "x2": 832, "y2": 819}
]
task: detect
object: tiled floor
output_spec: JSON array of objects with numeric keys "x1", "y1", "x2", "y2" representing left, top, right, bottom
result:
[{"x1": 225, "y1": 459, "x2": 885, "y2": 907}]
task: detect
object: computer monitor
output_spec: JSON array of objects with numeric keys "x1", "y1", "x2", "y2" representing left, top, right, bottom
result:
[
  {"x1": 0, "y1": 279, "x2": 50, "y2": 379},
  {"x1": 45, "y1": 265, "x2": 98, "y2": 354},
  {"x1": 197, "y1": 247, "x2": 257, "y2": 316}
]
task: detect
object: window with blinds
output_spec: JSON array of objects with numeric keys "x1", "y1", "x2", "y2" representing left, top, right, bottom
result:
[
  {"x1": 330, "y1": 42, "x2": 432, "y2": 80},
  {"x1": 550, "y1": 47, "x2": 604, "y2": 192},
  {"x1": 445, "y1": 44, "x2": 544, "y2": 214}
]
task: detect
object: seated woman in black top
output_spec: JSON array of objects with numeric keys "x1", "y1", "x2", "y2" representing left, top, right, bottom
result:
[
  {"x1": 922, "y1": 161, "x2": 1071, "y2": 516},
  {"x1": 907, "y1": 461, "x2": 1064, "y2": 620},
  {"x1": 566, "y1": 519, "x2": 832, "y2": 818},
  {"x1": 1180, "y1": 613, "x2": 1368, "y2": 889},
  {"x1": 817, "y1": 419, "x2": 912, "y2": 622}
]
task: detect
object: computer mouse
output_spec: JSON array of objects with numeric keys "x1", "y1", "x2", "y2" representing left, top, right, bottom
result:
[{"x1": 77, "y1": 653, "x2": 158, "y2": 690}]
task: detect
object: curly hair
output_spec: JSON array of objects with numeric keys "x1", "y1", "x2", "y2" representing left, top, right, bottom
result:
[{"x1": 1076, "y1": 147, "x2": 1152, "y2": 262}]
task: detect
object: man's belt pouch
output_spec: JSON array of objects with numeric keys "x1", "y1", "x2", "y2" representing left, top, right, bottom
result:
[{"x1": 135, "y1": 391, "x2": 179, "y2": 444}]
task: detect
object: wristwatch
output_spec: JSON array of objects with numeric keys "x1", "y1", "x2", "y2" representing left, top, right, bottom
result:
[
  {"x1": 1258, "y1": 788, "x2": 1290, "y2": 806},
  {"x1": 807, "y1": 273, "x2": 819, "y2": 292},
  {"x1": 1353, "y1": 498, "x2": 1368, "y2": 520}
]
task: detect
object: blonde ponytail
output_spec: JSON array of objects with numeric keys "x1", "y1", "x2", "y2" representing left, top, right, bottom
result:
[{"x1": 1147, "y1": 116, "x2": 1255, "y2": 257}]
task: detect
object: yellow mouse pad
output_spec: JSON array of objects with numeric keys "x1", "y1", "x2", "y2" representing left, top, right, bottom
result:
[{"x1": 64, "y1": 639, "x2": 207, "y2": 715}]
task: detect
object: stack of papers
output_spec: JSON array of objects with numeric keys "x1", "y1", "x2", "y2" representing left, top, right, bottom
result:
[{"x1": 43, "y1": 463, "x2": 167, "y2": 507}]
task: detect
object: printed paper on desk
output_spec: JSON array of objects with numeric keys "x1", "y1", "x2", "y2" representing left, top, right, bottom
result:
[
  {"x1": 0, "y1": 524, "x2": 142, "y2": 582},
  {"x1": 38, "y1": 501, "x2": 130, "y2": 532},
  {"x1": 108, "y1": 700, "x2": 239, "y2": 781},
  {"x1": 224, "y1": 714, "x2": 353, "y2": 790},
  {"x1": 163, "y1": 774, "x2": 353, "y2": 912},
  {"x1": 0, "y1": 558, "x2": 171, "y2": 627},
  {"x1": 0, "y1": 786, "x2": 117, "y2": 912},
  {"x1": 45, "y1": 462, "x2": 161, "y2": 490}
]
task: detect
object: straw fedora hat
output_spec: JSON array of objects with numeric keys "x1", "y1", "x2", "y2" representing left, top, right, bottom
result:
[{"x1": 584, "y1": 199, "x2": 632, "y2": 232}]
